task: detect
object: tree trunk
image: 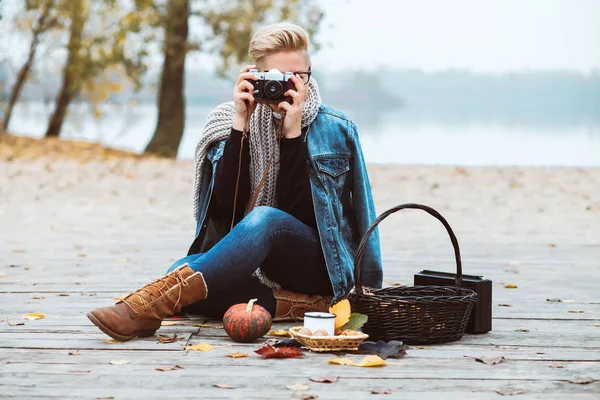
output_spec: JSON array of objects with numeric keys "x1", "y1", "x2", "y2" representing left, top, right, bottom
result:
[
  {"x1": 2, "y1": 0, "x2": 53, "y2": 131},
  {"x1": 144, "y1": 0, "x2": 189, "y2": 157},
  {"x1": 45, "y1": 0, "x2": 84, "y2": 138}
]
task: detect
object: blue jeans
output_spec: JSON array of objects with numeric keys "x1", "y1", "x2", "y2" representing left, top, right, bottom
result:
[{"x1": 166, "y1": 206, "x2": 333, "y2": 317}]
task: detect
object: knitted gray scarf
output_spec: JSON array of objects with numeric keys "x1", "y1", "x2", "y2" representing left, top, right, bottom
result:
[{"x1": 192, "y1": 78, "x2": 322, "y2": 222}]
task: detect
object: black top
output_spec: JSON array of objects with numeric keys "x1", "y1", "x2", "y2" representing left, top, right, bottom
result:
[{"x1": 213, "y1": 127, "x2": 317, "y2": 229}]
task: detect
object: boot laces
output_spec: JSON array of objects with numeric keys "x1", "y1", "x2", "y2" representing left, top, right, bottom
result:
[{"x1": 121, "y1": 270, "x2": 188, "y2": 314}]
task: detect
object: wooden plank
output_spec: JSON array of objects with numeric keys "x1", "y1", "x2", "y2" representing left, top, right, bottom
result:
[
  {"x1": 1, "y1": 319, "x2": 599, "y2": 349},
  {"x1": 3, "y1": 379, "x2": 598, "y2": 400},
  {"x1": 2, "y1": 356, "x2": 599, "y2": 382}
]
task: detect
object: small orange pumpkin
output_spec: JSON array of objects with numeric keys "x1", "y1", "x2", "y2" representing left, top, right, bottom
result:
[{"x1": 223, "y1": 298, "x2": 272, "y2": 343}]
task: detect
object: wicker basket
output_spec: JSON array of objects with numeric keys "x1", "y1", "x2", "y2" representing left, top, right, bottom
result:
[
  {"x1": 288, "y1": 327, "x2": 369, "y2": 352},
  {"x1": 348, "y1": 203, "x2": 478, "y2": 345}
]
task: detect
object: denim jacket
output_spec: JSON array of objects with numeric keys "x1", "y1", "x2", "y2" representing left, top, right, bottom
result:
[{"x1": 188, "y1": 104, "x2": 383, "y2": 301}]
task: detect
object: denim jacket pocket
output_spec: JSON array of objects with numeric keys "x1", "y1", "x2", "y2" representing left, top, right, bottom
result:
[{"x1": 314, "y1": 156, "x2": 350, "y2": 177}]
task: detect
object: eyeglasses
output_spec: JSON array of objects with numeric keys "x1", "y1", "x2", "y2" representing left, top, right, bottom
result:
[{"x1": 294, "y1": 69, "x2": 312, "y2": 84}]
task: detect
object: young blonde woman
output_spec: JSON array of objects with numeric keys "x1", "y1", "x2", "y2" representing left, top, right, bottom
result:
[{"x1": 87, "y1": 22, "x2": 382, "y2": 342}]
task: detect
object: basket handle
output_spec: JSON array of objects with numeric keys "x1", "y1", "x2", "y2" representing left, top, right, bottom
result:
[{"x1": 354, "y1": 203, "x2": 464, "y2": 294}]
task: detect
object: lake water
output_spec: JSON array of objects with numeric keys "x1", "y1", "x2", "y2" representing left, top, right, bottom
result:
[{"x1": 7, "y1": 102, "x2": 600, "y2": 167}]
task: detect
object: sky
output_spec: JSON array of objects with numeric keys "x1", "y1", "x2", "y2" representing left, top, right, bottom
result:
[
  {"x1": 1, "y1": 0, "x2": 599, "y2": 74},
  {"x1": 309, "y1": 0, "x2": 600, "y2": 73}
]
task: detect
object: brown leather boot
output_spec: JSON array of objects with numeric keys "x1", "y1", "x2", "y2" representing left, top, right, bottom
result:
[
  {"x1": 86, "y1": 264, "x2": 207, "y2": 342},
  {"x1": 272, "y1": 289, "x2": 333, "y2": 322}
]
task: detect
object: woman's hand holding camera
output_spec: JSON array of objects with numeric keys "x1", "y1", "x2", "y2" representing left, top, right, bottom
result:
[
  {"x1": 233, "y1": 65, "x2": 258, "y2": 132},
  {"x1": 278, "y1": 74, "x2": 307, "y2": 139}
]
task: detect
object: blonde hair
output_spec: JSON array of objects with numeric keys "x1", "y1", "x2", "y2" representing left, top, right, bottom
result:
[{"x1": 248, "y1": 22, "x2": 311, "y2": 66}]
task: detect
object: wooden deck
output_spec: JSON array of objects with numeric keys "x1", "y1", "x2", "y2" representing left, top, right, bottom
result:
[{"x1": 1, "y1": 162, "x2": 599, "y2": 399}]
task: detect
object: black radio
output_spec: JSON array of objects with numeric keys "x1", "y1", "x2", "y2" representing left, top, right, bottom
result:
[{"x1": 414, "y1": 270, "x2": 492, "y2": 334}]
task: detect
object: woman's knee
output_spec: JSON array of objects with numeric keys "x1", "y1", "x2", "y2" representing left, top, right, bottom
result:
[{"x1": 239, "y1": 206, "x2": 289, "y2": 234}]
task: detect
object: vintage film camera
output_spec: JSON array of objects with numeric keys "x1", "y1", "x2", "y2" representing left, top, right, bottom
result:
[{"x1": 247, "y1": 69, "x2": 295, "y2": 103}]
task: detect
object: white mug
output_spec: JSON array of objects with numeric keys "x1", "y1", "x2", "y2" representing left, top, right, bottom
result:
[{"x1": 303, "y1": 312, "x2": 336, "y2": 336}]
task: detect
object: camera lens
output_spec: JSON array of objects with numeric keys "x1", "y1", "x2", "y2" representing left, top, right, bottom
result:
[{"x1": 264, "y1": 80, "x2": 283, "y2": 98}]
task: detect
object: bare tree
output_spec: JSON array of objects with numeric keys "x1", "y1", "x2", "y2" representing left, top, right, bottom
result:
[
  {"x1": 3, "y1": 0, "x2": 57, "y2": 131},
  {"x1": 144, "y1": 0, "x2": 189, "y2": 157}
]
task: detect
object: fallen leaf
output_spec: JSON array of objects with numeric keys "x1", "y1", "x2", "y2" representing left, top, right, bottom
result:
[
  {"x1": 464, "y1": 356, "x2": 505, "y2": 365},
  {"x1": 157, "y1": 334, "x2": 179, "y2": 344},
  {"x1": 192, "y1": 323, "x2": 224, "y2": 329},
  {"x1": 504, "y1": 284, "x2": 518, "y2": 289},
  {"x1": 498, "y1": 304, "x2": 512, "y2": 307},
  {"x1": 589, "y1": 324, "x2": 600, "y2": 327},
  {"x1": 112, "y1": 297, "x2": 123, "y2": 301},
  {"x1": 287, "y1": 384, "x2": 309, "y2": 391},
  {"x1": 496, "y1": 388, "x2": 524, "y2": 396},
  {"x1": 515, "y1": 329, "x2": 530, "y2": 333},
  {"x1": 105, "y1": 339, "x2": 122, "y2": 344},
  {"x1": 357, "y1": 355, "x2": 386, "y2": 367},
  {"x1": 69, "y1": 370, "x2": 91, "y2": 373},
  {"x1": 546, "y1": 298, "x2": 574, "y2": 303},
  {"x1": 329, "y1": 299, "x2": 351, "y2": 329},
  {"x1": 185, "y1": 343, "x2": 213, "y2": 352},
  {"x1": 309, "y1": 376, "x2": 339, "y2": 383},
  {"x1": 160, "y1": 321, "x2": 178, "y2": 326},
  {"x1": 328, "y1": 355, "x2": 386, "y2": 367},
  {"x1": 548, "y1": 243, "x2": 557, "y2": 248},
  {"x1": 58, "y1": 293, "x2": 70, "y2": 297},
  {"x1": 31, "y1": 296, "x2": 45, "y2": 300},
  {"x1": 268, "y1": 329, "x2": 291, "y2": 337},
  {"x1": 357, "y1": 340, "x2": 407, "y2": 359},
  {"x1": 227, "y1": 352, "x2": 248, "y2": 359},
  {"x1": 0, "y1": 272, "x2": 7, "y2": 277},
  {"x1": 68, "y1": 350, "x2": 80, "y2": 356},
  {"x1": 272, "y1": 338, "x2": 302, "y2": 348},
  {"x1": 340, "y1": 313, "x2": 368, "y2": 331},
  {"x1": 568, "y1": 310, "x2": 584, "y2": 314},
  {"x1": 96, "y1": 397, "x2": 115, "y2": 400},
  {"x1": 327, "y1": 358, "x2": 355, "y2": 366},
  {"x1": 292, "y1": 394, "x2": 318, "y2": 400},
  {"x1": 213, "y1": 383, "x2": 233, "y2": 389},
  {"x1": 549, "y1": 363, "x2": 565, "y2": 368},
  {"x1": 391, "y1": 282, "x2": 404, "y2": 287},
  {"x1": 155, "y1": 365, "x2": 184, "y2": 372},
  {"x1": 78, "y1": 253, "x2": 87, "y2": 258},
  {"x1": 23, "y1": 313, "x2": 45, "y2": 321},
  {"x1": 415, "y1": 346, "x2": 428, "y2": 350},
  {"x1": 7, "y1": 320, "x2": 25, "y2": 326},
  {"x1": 255, "y1": 344, "x2": 304, "y2": 359},
  {"x1": 109, "y1": 360, "x2": 130, "y2": 365},
  {"x1": 371, "y1": 389, "x2": 393, "y2": 394},
  {"x1": 569, "y1": 376, "x2": 595, "y2": 384}
]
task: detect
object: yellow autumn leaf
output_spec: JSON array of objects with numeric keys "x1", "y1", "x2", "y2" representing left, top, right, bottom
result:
[
  {"x1": 105, "y1": 338, "x2": 123, "y2": 344},
  {"x1": 23, "y1": 313, "x2": 45, "y2": 321},
  {"x1": 227, "y1": 352, "x2": 248, "y2": 359},
  {"x1": 356, "y1": 355, "x2": 386, "y2": 367},
  {"x1": 328, "y1": 358, "x2": 355, "y2": 366},
  {"x1": 268, "y1": 329, "x2": 291, "y2": 337},
  {"x1": 185, "y1": 343, "x2": 213, "y2": 352},
  {"x1": 329, "y1": 299, "x2": 351, "y2": 329},
  {"x1": 505, "y1": 283, "x2": 518, "y2": 289},
  {"x1": 328, "y1": 355, "x2": 386, "y2": 367}
]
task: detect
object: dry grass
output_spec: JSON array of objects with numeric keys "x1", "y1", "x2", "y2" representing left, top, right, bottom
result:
[{"x1": 0, "y1": 132, "x2": 160, "y2": 162}]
